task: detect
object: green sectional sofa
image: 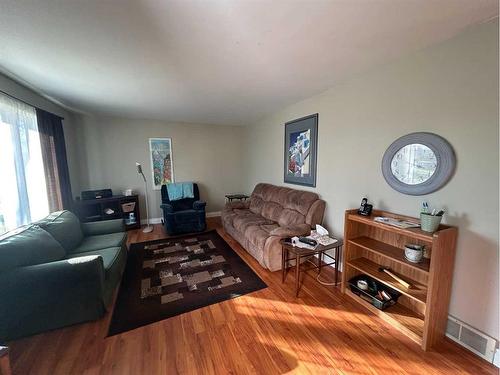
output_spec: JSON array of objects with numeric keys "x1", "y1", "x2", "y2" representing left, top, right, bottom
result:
[{"x1": 0, "y1": 210, "x2": 127, "y2": 341}]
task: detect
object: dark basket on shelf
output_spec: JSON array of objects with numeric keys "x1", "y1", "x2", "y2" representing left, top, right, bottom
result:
[{"x1": 348, "y1": 274, "x2": 401, "y2": 310}]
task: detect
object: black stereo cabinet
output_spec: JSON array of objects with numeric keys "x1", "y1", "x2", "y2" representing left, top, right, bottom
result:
[{"x1": 74, "y1": 195, "x2": 141, "y2": 231}]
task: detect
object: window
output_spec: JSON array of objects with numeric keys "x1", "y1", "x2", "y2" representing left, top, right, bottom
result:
[{"x1": 0, "y1": 94, "x2": 49, "y2": 235}]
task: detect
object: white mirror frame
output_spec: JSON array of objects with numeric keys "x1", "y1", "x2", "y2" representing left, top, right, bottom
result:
[{"x1": 382, "y1": 132, "x2": 456, "y2": 195}]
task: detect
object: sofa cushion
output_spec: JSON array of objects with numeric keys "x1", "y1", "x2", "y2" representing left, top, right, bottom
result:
[
  {"x1": 260, "y1": 224, "x2": 279, "y2": 234},
  {"x1": 245, "y1": 225, "x2": 270, "y2": 250},
  {"x1": 36, "y1": 211, "x2": 84, "y2": 252},
  {"x1": 249, "y1": 196, "x2": 265, "y2": 215},
  {"x1": 66, "y1": 246, "x2": 125, "y2": 280},
  {"x1": 278, "y1": 209, "x2": 306, "y2": 226},
  {"x1": 233, "y1": 214, "x2": 272, "y2": 233},
  {"x1": 261, "y1": 202, "x2": 283, "y2": 223},
  {"x1": 0, "y1": 225, "x2": 65, "y2": 272},
  {"x1": 249, "y1": 183, "x2": 319, "y2": 219},
  {"x1": 222, "y1": 208, "x2": 252, "y2": 228},
  {"x1": 70, "y1": 232, "x2": 127, "y2": 254},
  {"x1": 222, "y1": 211, "x2": 237, "y2": 228},
  {"x1": 284, "y1": 190, "x2": 319, "y2": 216},
  {"x1": 270, "y1": 223, "x2": 310, "y2": 237}
]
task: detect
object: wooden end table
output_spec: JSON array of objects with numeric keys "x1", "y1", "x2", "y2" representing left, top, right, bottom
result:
[
  {"x1": 225, "y1": 194, "x2": 250, "y2": 202},
  {"x1": 280, "y1": 238, "x2": 343, "y2": 297}
]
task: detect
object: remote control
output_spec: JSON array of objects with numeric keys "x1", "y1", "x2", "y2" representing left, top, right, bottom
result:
[{"x1": 298, "y1": 237, "x2": 317, "y2": 246}]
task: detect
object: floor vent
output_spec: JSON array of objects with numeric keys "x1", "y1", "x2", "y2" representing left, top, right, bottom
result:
[{"x1": 446, "y1": 316, "x2": 497, "y2": 362}]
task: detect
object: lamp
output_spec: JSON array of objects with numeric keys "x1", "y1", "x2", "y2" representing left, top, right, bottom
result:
[{"x1": 136, "y1": 162, "x2": 153, "y2": 233}]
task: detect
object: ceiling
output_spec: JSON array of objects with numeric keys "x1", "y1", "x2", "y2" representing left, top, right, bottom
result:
[{"x1": 0, "y1": 1, "x2": 498, "y2": 125}]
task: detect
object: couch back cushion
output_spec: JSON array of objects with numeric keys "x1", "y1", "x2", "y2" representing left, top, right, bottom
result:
[
  {"x1": 250, "y1": 183, "x2": 323, "y2": 226},
  {"x1": 249, "y1": 196, "x2": 265, "y2": 215},
  {"x1": 261, "y1": 201, "x2": 283, "y2": 222},
  {"x1": 0, "y1": 225, "x2": 65, "y2": 272},
  {"x1": 278, "y1": 209, "x2": 305, "y2": 226},
  {"x1": 36, "y1": 210, "x2": 84, "y2": 252}
]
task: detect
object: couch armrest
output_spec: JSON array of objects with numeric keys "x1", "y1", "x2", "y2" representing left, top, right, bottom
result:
[
  {"x1": 269, "y1": 223, "x2": 311, "y2": 238},
  {"x1": 224, "y1": 201, "x2": 250, "y2": 210},
  {"x1": 193, "y1": 200, "x2": 206, "y2": 210},
  {"x1": 82, "y1": 219, "x2": 125, "y2": 236},
  {"x1": 0, "y1": 256, "x2": 105, "y2": 340},
  {"x1": 160, "y1": 203, "x2": 174, "y2": 214}
]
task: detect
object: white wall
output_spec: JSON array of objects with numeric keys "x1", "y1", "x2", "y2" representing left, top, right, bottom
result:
[
  {"x1": 243, "y1": 20, "x2": 499, "y2": 339},
  {"x1": 0, "y1": 73, "x2": 81, "y2": 192},
  {"x1": 75, "y1": 115, "x2": 246, "y2": 219}
]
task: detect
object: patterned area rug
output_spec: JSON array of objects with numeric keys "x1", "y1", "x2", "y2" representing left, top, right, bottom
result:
[{"x1": 108, "y1": 230, "x2": 267, "y2": 336}]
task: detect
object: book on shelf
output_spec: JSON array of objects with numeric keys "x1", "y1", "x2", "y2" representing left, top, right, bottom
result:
[{"x1": 373, "y1": 216, "x2": 420, "y2": 229}]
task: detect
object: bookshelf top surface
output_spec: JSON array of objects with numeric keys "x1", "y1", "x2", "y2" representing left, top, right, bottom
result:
[{"x1": 346, "y1": 209, "x2": 455, "y2": 242}]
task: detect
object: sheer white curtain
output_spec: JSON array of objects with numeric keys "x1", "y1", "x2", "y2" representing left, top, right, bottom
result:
[{"x1": 0, "y1": 93, "x2": 49, "y2": 234}]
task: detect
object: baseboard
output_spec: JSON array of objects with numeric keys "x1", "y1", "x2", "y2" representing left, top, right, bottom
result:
[
  {"x1": 493, "y1": 348, "x2": 500, "y2": 368},
  {"x1": 140, "y1": 211, "x2": 220, "y2": 225},
  {"x1": 141, "y1": 217, "x2": 162, "y2": 225}
]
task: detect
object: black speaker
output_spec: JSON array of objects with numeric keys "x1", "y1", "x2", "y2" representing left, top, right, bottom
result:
[{"x1": 81, "y1": 189, "x2": 113, "y2": 200}]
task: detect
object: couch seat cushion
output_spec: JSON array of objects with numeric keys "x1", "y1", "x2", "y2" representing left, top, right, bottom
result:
[
  {"x1": 245, "y1": 225, "x2": 270, "y2": 249},
  {"x1": 71, "y1": 232, "x2": 127, "y2": 254},
  {"x1": 260, "y1": 224, "x2": 279, "y2": 234},
  {"x1": 0, "y1": 225, "x2": 65, "y2": 272},
  {"x1": 233, "y1": 213, "x2": 273, "y2": 233},
  {"x1": 66, "y1": 246, "x2": 125, "y2": 280},
  {"x1": 223, "y1": 208, "x2": 253, "y2": 227},
  {"x1": 35, "y1": 210, "x2": 84, "y2": 252},
  {"x1": 222, "y1": 212, "x2": 238, "y2": 228}
]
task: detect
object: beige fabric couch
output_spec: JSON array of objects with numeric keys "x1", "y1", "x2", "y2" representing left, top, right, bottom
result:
[{"x1": 222, "y1": 183, "x2": 326, "y2": 271}]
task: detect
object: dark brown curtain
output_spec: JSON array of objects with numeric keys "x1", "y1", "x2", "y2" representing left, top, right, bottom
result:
[{"x1": 36, "y1": 108, "x2": 73, "y2": 211}]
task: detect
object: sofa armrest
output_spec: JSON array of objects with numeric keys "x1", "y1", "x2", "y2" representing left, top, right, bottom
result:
[
  {"x1": 0, "y1": 256, "x2": 105, "y2": 340},
  {"x1": 193, "y1": 200, "x2": 206, "y2": 210},
  {"x1": 269, "y1": 223, "x2": 311, "y2": 238},
  {"x1": 224, "y1": 201, "x2": 250, "y2": 210},
  {"x1": 82, "y1": 219, "x2": 125, "y2": 236},
  {"x1": 160, "y1": 203, "x2": 174, "y2": 214}
]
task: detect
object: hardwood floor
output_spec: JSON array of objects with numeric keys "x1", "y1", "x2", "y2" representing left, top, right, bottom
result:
[{"x1": 8, "y1": 218, "x2": 496, "y2": 374}]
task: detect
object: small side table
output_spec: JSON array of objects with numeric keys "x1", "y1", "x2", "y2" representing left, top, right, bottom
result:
[
  {"x1": 280, "y1": 238, "x2": 343, "y2": 297},
  {"x1": 225, "y1": 194, "x2": 250, "y2": 202}
]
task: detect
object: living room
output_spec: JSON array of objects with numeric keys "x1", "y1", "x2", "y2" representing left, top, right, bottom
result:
[{"x1": 0, "y1": 1, "x2": 498, "y2": 374}]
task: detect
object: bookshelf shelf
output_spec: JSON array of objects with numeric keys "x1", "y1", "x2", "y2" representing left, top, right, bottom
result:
[
  {"x1": 347, "y1": 257, "x2": 427, "y2": 304},
  {"x1": 348, "y1": 236, "x2": 431, "y2": 273}
]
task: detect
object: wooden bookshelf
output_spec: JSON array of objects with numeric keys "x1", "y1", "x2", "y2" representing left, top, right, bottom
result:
[{"x1": 342, "y1": 209, "x2": 457, "y2": 351}]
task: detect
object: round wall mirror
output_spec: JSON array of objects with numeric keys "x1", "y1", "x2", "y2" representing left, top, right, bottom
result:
[{"x1": 382, "y1": 133, "x2": 455, "y2": 195}]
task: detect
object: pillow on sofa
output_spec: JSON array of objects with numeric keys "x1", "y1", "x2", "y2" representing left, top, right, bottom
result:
[
  {"x1": 36, "y1": 210, "x2": 84, "y2": 252},
  {"x1": 0, "y1": 225, "x2": 65, "y2": 272}
]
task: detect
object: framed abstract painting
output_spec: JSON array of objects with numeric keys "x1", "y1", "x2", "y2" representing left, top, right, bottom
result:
[
  {"x1": 149, "y1": 138, "x2": 174, "y2": 190},
  {"x1": 283, "y1": 114, "x2": 318, "y2": 187}
]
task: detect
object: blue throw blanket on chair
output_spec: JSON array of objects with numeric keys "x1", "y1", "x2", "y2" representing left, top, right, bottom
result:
[{"x1": 166, "y1": 182, "x2": 194, "y2": 201}]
